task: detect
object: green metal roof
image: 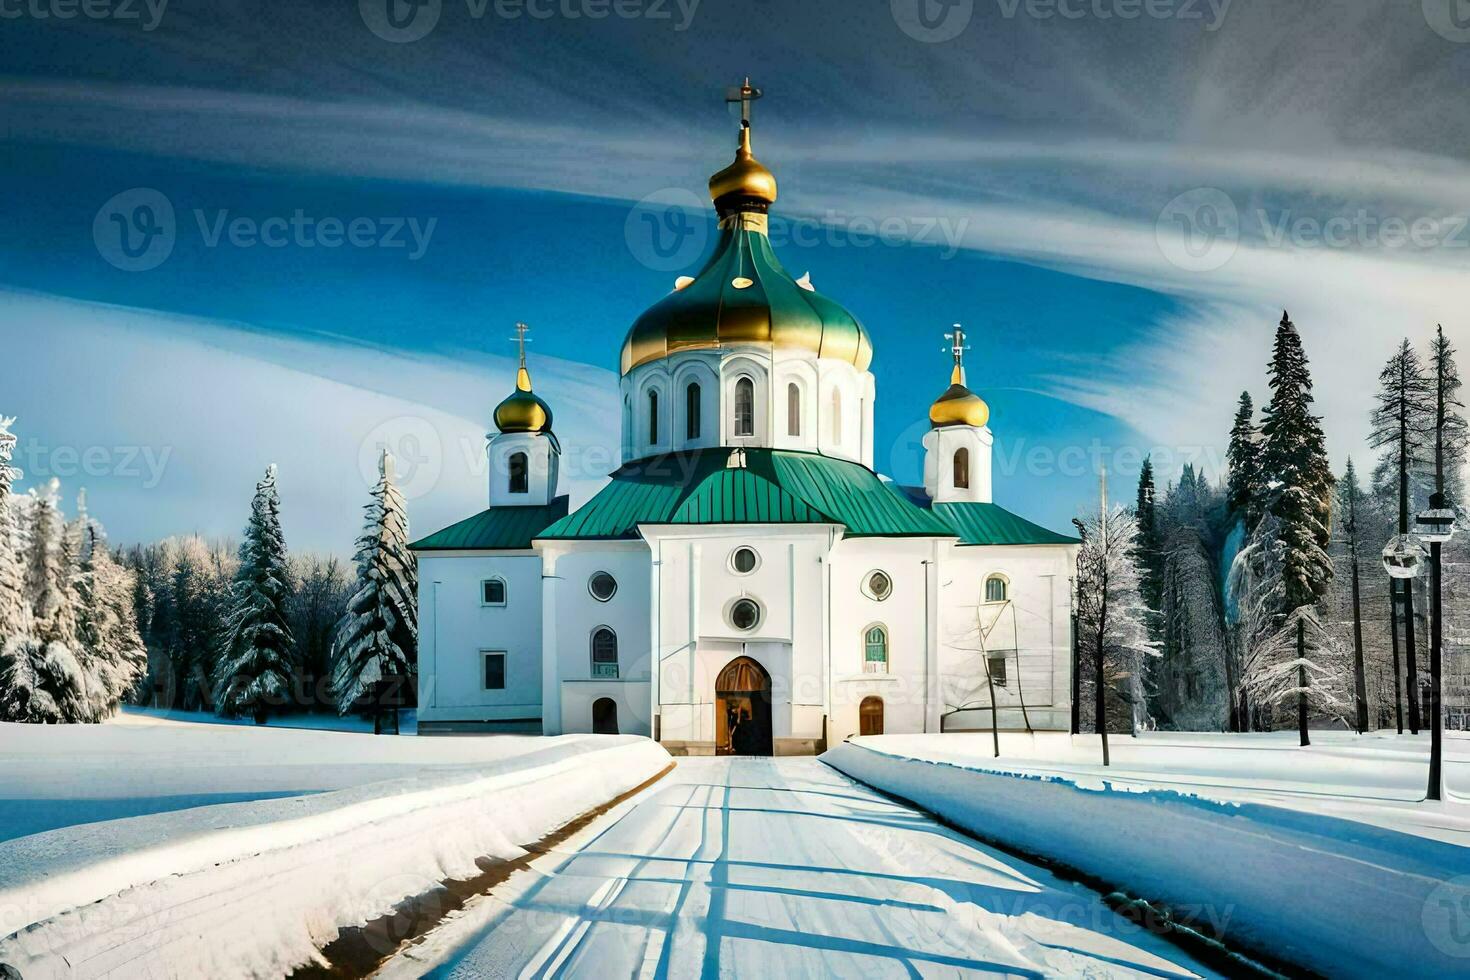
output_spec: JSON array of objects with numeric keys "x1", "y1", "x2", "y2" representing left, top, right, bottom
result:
[
  {"x1": 538, "y1": 449, "x2": 954, "y2": 541},
  {"x1": 411, "y1": 497, "x2": 570, "y2": 551},
  {"x1": 931, "y1": 501, "x2": 1080, "y2": 546}
]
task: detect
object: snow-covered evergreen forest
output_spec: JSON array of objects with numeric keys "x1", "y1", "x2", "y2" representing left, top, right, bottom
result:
[
  {"x1": 0, "y1": 417, "x2": 419, "y2": 723},
  {"x1": 1083, "y1": 314, "x2": 1470, "y2": 735}
]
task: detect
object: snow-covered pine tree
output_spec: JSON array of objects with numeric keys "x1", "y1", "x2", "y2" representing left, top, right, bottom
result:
[
  {"x1": 1370, "y1": 337, "x2": 1434, "y2": 732},
  {"x1": 1, "y1": 480, "x2": 86, "y2": 722},
  {"x1": 1259, "y1": 311, "x2": 1335, "y2": 612},
  {"x1": 0, "y1": 417, "x2": 29, "y2": 638},
  {"x1": 330, "y1": 450, "x2": 418, "y2": 715},
  {"x1": 213, "y1": 465, "x2": 297, "y2": 722},
  {"x1": 1075, "y1": 504, "x2": 1159, "y2": 748},
  {"x1": 1226, "y1": 391, "x2": 1263, "y2": 526},
  {"x1": 1134, "y1": 456, "x2": 1164, "y2": 639},
  {"x1": 75, "y1": 518, "x2": 148, "y2": 717}
]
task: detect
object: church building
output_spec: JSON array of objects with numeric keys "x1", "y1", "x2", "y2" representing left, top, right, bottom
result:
[{"x1": 411, "y1": 85, "x2": 1080, "y2": 753}]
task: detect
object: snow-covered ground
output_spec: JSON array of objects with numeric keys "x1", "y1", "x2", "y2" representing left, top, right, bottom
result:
[
  {"x1": 0, "y1": 713, "x2": 670, "y2": 978},
  {"x1": 824, "y1": 731, "x2": 1470, "y2": 979},
  {"x1": 382, "y1": 757, "x2": 1222, "y2": 979}
]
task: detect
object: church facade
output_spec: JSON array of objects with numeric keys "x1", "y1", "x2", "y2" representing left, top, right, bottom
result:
[{"x1": 411, "y1": 92, "x2": 1079, "y2": 753}]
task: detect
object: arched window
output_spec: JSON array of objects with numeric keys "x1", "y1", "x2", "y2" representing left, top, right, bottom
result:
[
  {"x1": 648, "y1": 389, "x2": 659, "y2": 444},
  {"x1": 859, "y1": 696, "x2": 884, "y2": 736},
  {"x1": 509, "y1": 452, "x2": 529, "y2": 494},
  {"x1": 831, "y1": 388, "x2": 843, "y2": 444},
  {"x1": 734, "y1": 377, "x2": 755, "y2": 437},
  {"x1": 592, "y1": 697, "x2": 619, "y2": 735},
  {"x1": 686, "y1": 382, "x2": 701, "y2": 440},
  {"x1": 787, "y1": 383, "x2": 801, "y2": 437},
  {"x1": 985, "y1": 575, "x2": 1007, "y2": 603},
  {"x1": 863, "y1": 625, "x2": 888, "y2": 674},
  {"x1": 953, "y1": 447, "x2": 970, "y2": 489},
  {"x1": 591, "y1": 627, "x2": 618, "y2": 679}
]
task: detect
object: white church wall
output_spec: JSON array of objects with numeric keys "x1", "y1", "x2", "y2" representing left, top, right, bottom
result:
[
  {"x1": 488, "y1": 431, "x2": 559, "y2": 508},
  {"x1": 827, "y1": 536, "x2": 939, "y2": 742},
  {"x1": 643, "y1": 525, "x2": 833, "y2": 754},
  {"x1": 538, "y1": 540, "x2": 652, "y2": 736},
  {"x1": 936, "y1": 542, "x2": 1077, "y2": 732},
  {"x1": 923, "y1": 425, "x2": 994, "y2": 504},
  {"x1": 416, "y1": 552, "x2": 544, "y2": 728}
]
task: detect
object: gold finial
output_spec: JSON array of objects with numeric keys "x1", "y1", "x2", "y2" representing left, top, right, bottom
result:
[
  {"x1": 944, "y1": 324, "x2": 970, "y2": 385},
  {"x1": 710, "y1": 77, "x2": 777, "y2": 214},
  {"x1": 511, "y1": 321, "x2": 532, "y2": 391}
]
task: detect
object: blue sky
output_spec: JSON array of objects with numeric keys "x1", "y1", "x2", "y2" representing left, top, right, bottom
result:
[{"x1": 2, "y1": 0, "x2": 1467, "y2": 552}]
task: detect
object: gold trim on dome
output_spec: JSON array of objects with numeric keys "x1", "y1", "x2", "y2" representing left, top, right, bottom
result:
[
  {"x1": 719, "y1": 212, "x2": 769, "y2": 234},
  {"x1": 929, "y1": 324, "x2": 989, "y2": 428}
]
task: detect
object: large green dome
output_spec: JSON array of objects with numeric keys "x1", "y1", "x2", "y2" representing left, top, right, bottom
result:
[{"x1": 620, "y1": 221, "x2": 875, "y2": 375}]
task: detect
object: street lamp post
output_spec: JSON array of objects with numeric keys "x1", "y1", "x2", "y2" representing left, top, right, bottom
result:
[{"x1": 1415, "y1": 495, "x2": 1456, "y2": 802}]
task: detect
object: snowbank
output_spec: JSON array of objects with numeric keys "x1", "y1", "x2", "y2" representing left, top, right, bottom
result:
[
  {"x1": 823, "y1": 735, "x2": 1470, "y2": 979},
  {"x1": 0, "y1": 731, "x2": 670, "y2": 979}
]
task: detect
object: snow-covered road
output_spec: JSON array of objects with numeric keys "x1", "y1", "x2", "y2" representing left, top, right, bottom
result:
[{"x1": 383, "y1": 758, "x2": 1218, "y2": 978}]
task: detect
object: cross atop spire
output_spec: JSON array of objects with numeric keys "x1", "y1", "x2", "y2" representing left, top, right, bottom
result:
[
  {"x1": 944, "y1": 324, "x2": 971, "y2": 385},
  {"x1": 511, "y1": 322, "x2": 534, "y2": 392},
  {"x1": 725, "y1": 77, "x2": 763, "y2": 130}
]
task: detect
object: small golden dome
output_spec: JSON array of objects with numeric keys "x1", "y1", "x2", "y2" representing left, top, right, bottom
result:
[
  {"x1": 494, "y1": 364, "x2": 553, "y2": 434},
  {"x1": 709, "y1": 124, "x2": 777, "y2": 211},
  {"x1": 930, "y1": 331, "x2": 989, "y2": 427}
]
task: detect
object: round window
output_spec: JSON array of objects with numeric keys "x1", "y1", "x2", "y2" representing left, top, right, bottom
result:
[
  {"x1": 731, "y1": 547, "x2": 759, "y2": 574},
  {"x1": 865, "y1": 571, "x2": 893, "y2": 601},
  {"x1": 730, "y1": 598, "x2": 761, "y2": 631},
  {"x1": 589, "y1": 571, "x2": 618, "y2": 602}
]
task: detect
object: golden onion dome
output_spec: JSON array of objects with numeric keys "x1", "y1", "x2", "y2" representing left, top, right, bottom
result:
[
  {"x1": 494, "y1": 363, "x2": 553, "y2": 434},
  {"x1": 929, "y1": 340, "x2": 990, "y2": 427},
  {"x1": 620, "y1": 92, "x2": 873, "y2": 376},
  {"x1": 709, "y1": 124, "x2": 777, "y2": 213}
]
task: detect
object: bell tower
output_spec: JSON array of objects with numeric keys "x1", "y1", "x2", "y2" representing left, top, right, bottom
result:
[
  {"x1": 923, "y1": 325, "x2": 993, "y2": 504},
  {"x1": 489, "y1": 322, "x2": 561, "y2": 508}
]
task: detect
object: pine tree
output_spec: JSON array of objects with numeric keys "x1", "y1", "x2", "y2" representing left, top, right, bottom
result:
[
  {"x1": 1259, "y1": 312, "x2": 1335, "y2": 612},
  {"x1": 1370, "y1": 337, "x2": 1434, "y2": 732},
  {"x1": 213, "y1": 465, "x2": 297, "y2": 722},
  {"x1": 75, "y1": 521, "x2": 148, "y2": 717},
  {"x1": 1427, "y1": 324, "x2": 1467, "y2": 507},
  {"x1": 26, "y1": 480, "x2": 80, "y2": 651},
  {"x1": 1134, "y1": 456, "x2": 1164, "y2": 629},
  {"x1": 1226, "y1": 392, "x2": 1263, "y2": 525},
  {"x1": 0, "y1": 417, "x2": 29, "y2": 638},
  {"x1": 331, "y1": 450, "x2": 418, "y2": 715}
]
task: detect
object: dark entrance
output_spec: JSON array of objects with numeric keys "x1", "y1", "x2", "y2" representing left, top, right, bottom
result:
[
  {"x1": 592, "y1": 697, "x2": 619, "y2": 735},
  {"x1": 859, "y1": 696, "x2": 884, "y2": 736},
  {"x1": 716, "y1": 656, "x2": 773, "y2": 756}
]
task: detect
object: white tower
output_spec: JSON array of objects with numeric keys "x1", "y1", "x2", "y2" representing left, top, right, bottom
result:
[
  {"x1": 923, "y1": 325, "x2": 993, "y2": 504},
  {"x1": 488, "y1": 322, "x2": 561, "y2": 508}
]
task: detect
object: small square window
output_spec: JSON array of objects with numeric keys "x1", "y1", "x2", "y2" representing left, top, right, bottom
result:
[
  {"x1": 481, "y1": 579, "x2": 507, "y2": 606},
  {"x1": 483, "y1": 651, "x2": 506, "y2": 690},
  {"x1": 988, "y1": 655, "x2": 1008, "y2": 687}
]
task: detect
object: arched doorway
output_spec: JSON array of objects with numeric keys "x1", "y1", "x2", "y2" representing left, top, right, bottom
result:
[
  {"x1": 592, "y1": 697, "x2": 619, "y2": 735},
  {"x1": 715, "y1": 656, "x2": 773, "y2": 756},
  {"x1": 859, "y1": 696, "x2": 884, "y2": 736}
]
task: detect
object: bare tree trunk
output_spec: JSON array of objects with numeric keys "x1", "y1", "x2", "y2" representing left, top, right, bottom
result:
[
  {"x1": 1390, "y1": 580, "x2": 1405, "y2": 734},
  {"x1": 1297, "y1": 619, "x2": 1310, "y2": 747},
  {"x1": 1350, "y1": 549, "x2": 1368, "y2": 734},
  {"x1": 1094, "y1": 563, "x2": 1110, "y2": 767},
  {"x1": 1070, "y1": 611, "x2": 1081, "y2": 735}
]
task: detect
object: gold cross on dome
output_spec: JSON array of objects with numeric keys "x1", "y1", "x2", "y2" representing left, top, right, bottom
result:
[
  {"x1": 510, "y1": 321, "x2": 531, "y2": 368},
  {"x1": 725, "y1": 77, "x2": 763, "y2": 128}
]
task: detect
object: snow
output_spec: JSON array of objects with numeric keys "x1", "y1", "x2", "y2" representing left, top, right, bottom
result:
[
  {"x1": 823, "y1": 731, "x2": 1470, "y2": 978},
  {"x1": 381, "y1": 757, "x2": 1219, "y2": 979},
  {"x1": 0, "y1": 713, "x2": 670, "y2": 978}
]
